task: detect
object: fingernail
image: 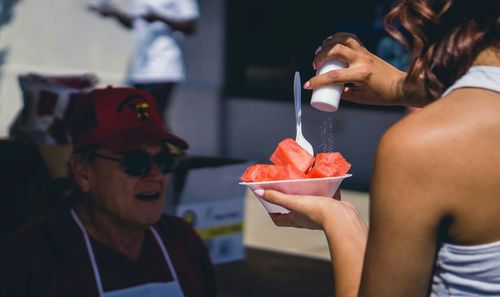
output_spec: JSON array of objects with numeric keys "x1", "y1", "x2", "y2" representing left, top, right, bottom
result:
[
  {"x1": 312, "y1": 61, "x2": 317, "y2": 70},
  {"x1": 314, "y1": 46, "x2": 322, "y2": 55},
  {"x1": 253, "y1": 189, "x2": 265, "y2": 197},
  {"x1": 303, "y1": 81, "x2": 311, "y2": 89}
]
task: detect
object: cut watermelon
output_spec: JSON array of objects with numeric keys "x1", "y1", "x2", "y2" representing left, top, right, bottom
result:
[
  {"x1": 241, "y1": 163, "x2": 306, "y2": 182},
  {"x1": 270, "y1": 138, "x2": 315, "y2": 173},
  {"x1": 277, "y1": 164, "x2": 307, "y2": 180},
  {"x1": 240, "y1": 138, "x2": 351, "y2": 182},
  {"x1": 241, "y1": 164, "x2": 280, "y2": 182},
  {"x1": 306, "y1": 152, "x2": 351, "y2": 178}
]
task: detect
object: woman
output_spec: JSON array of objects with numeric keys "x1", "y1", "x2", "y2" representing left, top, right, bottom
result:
[{"x1": 256, "y1": 1, "x2": 500, "y2": 296}]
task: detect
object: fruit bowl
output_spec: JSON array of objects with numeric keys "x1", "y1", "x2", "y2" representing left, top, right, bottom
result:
[{"x1": 240, "y1": 174, "x2": 352, "y2": 213}]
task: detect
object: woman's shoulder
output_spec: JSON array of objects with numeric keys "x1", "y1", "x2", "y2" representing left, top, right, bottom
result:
[
  {"x1": 383, "y1": 88, "x2": 500, "y2": 157},
  {"x1": 378, "y1": 103, "x2": 458, "y2": 168},
  {"x1": 377, "y1": 88, "x2": 500, "y2": 196},
  {"x1": 371, "y1": 62, "x2": 500, "y2": 243}
]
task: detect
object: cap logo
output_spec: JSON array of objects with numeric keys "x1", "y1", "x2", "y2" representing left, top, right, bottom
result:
[{"x1": 117, "y1": 95, "x2": 151, "y2": 122}]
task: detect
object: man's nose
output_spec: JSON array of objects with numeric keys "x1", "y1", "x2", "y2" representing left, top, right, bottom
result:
[{"x1": 146, "y1": 161, "x2": 163, "y2": 177}]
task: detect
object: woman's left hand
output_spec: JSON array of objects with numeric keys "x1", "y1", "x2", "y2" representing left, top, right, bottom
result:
[
  {"x1": 256, "y1": 189, "x2": 368, "y2": 297},
  {"x1": 254, "y1": 189, "x2": 367, "y2": 236}
]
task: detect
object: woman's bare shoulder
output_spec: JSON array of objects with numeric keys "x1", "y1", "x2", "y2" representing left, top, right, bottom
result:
[
  {"x1": 375, "y1": 88, "x2": 500, "y2": 205},
  {"x1": 382, "y1": 90, "x2": 500, "y2": 167}
]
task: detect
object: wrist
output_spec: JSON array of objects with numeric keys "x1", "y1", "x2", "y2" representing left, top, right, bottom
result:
[
  {"x1": 322, "y1": 202, "x2": 368, "y2": 252},
  {"x1": 323, "y1": 212, "x2": 366, "y2": 297},
  {"x1": 386, "y1": 69, "x2": 408, "y2": 106},
  {"x1": 398, "y1": 73, "x2": 431, "y2": 107}
]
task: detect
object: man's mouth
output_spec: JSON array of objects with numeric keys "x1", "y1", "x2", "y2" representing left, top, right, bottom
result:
[{"x1": 135, "y1": 191, "x2": 161, "y2": 201}]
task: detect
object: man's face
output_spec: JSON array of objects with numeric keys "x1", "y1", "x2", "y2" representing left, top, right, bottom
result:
[{"x1": 76, "y1": 143, "x2": 172, "y2": 229}]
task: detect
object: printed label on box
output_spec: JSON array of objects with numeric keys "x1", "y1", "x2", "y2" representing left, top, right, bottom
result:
[{"x1": 176, "y1": 197, "x2": 245, "y2": 264}]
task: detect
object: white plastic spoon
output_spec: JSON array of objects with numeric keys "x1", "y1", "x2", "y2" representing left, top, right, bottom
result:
[{"x1": 293, "y1": 71, "x2": 314, "y2": 156}]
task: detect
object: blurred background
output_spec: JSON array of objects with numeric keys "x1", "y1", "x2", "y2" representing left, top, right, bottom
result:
[
  {"x1": 0, "y1": 0, "x2": 409, "y2": 295},
  {"x1": 0, "y1": 0, "x2": 408, "y2": 191}
]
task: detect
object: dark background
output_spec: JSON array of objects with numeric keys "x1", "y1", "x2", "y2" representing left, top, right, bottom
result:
[{"x1": 225, "y1": 0, "x2": 393, "y2": 103}]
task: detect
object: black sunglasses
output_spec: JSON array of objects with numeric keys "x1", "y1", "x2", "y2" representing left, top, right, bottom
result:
[{"x1": 93, "y1": 150, "x2": 179, "y2": 176}]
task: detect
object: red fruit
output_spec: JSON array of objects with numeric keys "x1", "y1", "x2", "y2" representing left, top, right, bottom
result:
[
  {"x1": 306, "y1": 152, "x2": 351, "y2": 178},
  {"x1": 241, "y1": 163, "x2": 307, "y2": 182},
  {"x1": 270, "y1": 138, "x2": 315, "y2": 173},
  {"x1": 241, "y1": 164, "x2": 279, "y2": 182},
  {"x1": 277, "y1": 164, "x2": 307, "y2": 180},
  {"x1": 240, "y1": 139, "x2": 351, "y2": 182}
]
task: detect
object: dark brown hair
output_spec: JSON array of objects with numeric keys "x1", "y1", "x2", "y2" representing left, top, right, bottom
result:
[{"x1": 384, "y1": 0, "x2": 500, "y2": 101}]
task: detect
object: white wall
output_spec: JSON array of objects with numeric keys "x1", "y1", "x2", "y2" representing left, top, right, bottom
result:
[
  {"x1": 0, "y1": 0, "x2": 130, "y2": 137},
  {"x1": 0, "y1": 0, "x2": 225, "y2": 156},
  {"x1": 170, "y1": 0, "x2": 225, "y2": 156}
]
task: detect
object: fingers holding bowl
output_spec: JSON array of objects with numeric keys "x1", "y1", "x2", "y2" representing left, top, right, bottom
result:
[
  {"x1": 269, "y1": 212, "x2": 322, "y2": 230},
  {"x1": 255, "y1": 189, "x2": 337, "y2": 230}
]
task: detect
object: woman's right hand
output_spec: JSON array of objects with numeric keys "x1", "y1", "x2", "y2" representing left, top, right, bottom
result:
[
  {"x1": 305, "y1": 32, "x2": 408, "y2": 107},
  {"x1": 255, "y1": 189, "x2": 368, "y2": 241}
]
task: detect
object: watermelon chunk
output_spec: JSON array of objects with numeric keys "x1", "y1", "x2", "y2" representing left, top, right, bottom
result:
[
  {"x1": 306, "y1": 152, "x2": 351, "y2": 178},
  {"x1": 241, "y1": 163, "x2": 306, "y2": 182},
  {"x1": 277, "y1": 164, "x2": 307, "y2": 180},
  {"x1": 240, "y1": 138, "x2": 351, "y2": 182},
  {"x1": 270, "y1": 138, "x2": 315, "y2": 173},
  {"x1": 241, "y1": 164, "x2": 280, "y2": 182}
]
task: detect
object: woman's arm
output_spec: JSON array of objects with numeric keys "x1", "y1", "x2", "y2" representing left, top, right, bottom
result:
[
  {"x1": 260, "y1": 113, "x2": 453, "y2": 296},
  {"x1": 258, "y1": 190, "x2": 368, "y2": 297},
  {"x1": 358, "y1": 119, "x2": 449, "y2": 297},
  {"x1": 305, "y1": 33, "x2": 429, "y2": 108}
]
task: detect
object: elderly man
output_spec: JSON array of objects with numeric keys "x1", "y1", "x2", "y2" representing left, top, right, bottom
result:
[{"x1": 0, "y1": 86, "x2": 217, "y2": 297}]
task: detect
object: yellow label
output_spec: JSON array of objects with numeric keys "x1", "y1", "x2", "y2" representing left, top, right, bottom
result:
[{"x1": 196, "y1": 223, "x2": 244, "y2": 240}]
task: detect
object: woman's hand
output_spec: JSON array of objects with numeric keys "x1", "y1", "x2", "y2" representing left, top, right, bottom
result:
[
  {"x1": 256, "y1": 188, "x2": 368, "y2": 297},
  {"x1": 254, "y1": 189, "x2": 367, "y2": 238},
  {"x1": 305, "y1": 32, "x2": 408, "y2": 107},
  {"x1": 265, "y1": 190, "x2": 342, "y2": 230}
]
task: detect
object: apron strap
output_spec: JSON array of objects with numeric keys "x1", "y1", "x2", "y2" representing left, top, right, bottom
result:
[
  {"x1": 149, "y1": 227, "x2": 181, "y2": 282},
  {"x1": 71, "y1": 209, "x2": 181, "y2": 296},
  {"x1": 71, "y1": 209, "x2": 105, "y2": 296}
]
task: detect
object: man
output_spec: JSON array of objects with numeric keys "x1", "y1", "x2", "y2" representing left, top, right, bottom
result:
[{"x1": 0, "y1": 86, "x2": 217, "y2": 297}]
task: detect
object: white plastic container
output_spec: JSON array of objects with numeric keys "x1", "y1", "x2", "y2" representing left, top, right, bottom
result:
[
  {"x1": 310, "y1": 59, "x2": 347, "y2": 112},
  {"x1": 240, "y1": 174, "x2": 352, "y2": 214}
]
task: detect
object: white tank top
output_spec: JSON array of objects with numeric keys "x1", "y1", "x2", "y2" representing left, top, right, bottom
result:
[
  {"x1": 431, "y1": 65, "x2": 500, "y2": 296},
  {"x1": 442, "y1": 65, "x2": 500, "y2": 96}
]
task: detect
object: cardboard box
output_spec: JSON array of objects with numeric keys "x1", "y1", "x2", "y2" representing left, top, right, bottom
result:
[{"x1": 166, "y1": 156, "x2": 249, "y2": 264}]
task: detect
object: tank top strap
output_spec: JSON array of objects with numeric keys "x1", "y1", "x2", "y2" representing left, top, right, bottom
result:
[{"x1": 442, "y1": 66, "x2": 500, "y2": 97}]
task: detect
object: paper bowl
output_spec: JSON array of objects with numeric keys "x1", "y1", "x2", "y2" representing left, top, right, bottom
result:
[{"x1": 240, "y1": 174, "x2": 352, "y2": 214}]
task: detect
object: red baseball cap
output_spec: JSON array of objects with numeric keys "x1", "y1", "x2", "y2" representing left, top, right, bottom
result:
[{"x1": 70, "y1": 86, "x2": 188, "y2": 153}]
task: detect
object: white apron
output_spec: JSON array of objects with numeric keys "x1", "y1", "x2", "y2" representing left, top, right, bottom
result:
[{"x1": 71, "y1": 209, "x2": 185, "y2": 297}]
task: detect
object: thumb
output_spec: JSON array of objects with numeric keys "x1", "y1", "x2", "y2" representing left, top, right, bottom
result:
[{"x1": 261, "y1": 190, "x2": 314, "y2": 214}]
